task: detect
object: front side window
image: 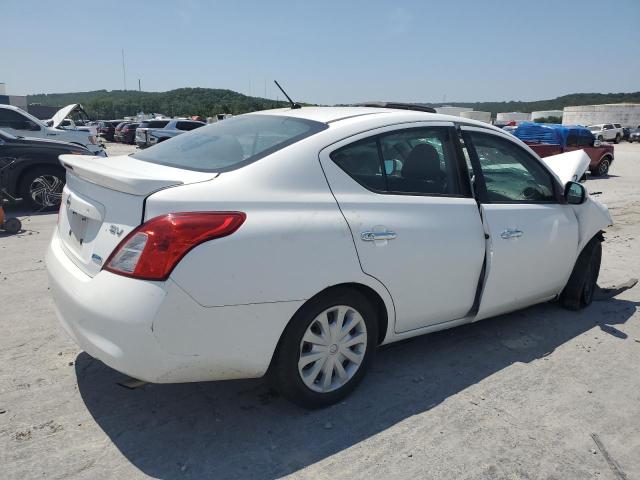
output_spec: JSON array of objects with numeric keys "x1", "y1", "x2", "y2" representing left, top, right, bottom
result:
[
  {"x1": 466, "y1": 131, "x2": 556, "y2": 203},
  {"x1": 330, "y1": 127, "x2": 463, "y2": 196},
  {"x1": 133, "y1": 114, "x2": 327, "y2": 172}
]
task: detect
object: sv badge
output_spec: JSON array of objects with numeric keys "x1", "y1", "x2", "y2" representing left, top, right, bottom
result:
[{"x1": 109, "y1": 225, "x2": 124, "y2": 237}]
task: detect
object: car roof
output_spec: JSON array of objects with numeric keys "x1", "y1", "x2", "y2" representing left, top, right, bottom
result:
[{"x1": 249, "y1": 106, "x2": 500, "y2": 131}]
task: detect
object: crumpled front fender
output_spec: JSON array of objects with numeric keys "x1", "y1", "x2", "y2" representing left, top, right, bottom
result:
[{"x1": 571, "y1": 195, "x2": 613, "y2": 253}]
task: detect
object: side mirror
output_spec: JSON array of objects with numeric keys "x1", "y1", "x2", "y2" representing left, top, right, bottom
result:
[{"x1": 565, "y1": 181, "x2": 586, "y2": 205}]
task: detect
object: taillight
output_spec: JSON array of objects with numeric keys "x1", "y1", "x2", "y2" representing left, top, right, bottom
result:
[{"x1": 104, "y1": 212, "x2": 246, "y2": 281}]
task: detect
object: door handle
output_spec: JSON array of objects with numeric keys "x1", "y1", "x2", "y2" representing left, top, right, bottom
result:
[
  {"x1": 500, "y1": 228, "x2": 523, "y2": 239},
  {"x1": 361, "y1": 230, "x2": 397, "y2": 241}
]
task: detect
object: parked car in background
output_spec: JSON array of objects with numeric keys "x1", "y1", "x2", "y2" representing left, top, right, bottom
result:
[
  {"x1": 0, "y1": 104, "x2": 105, "y2": 156},
  {"x1": 588, "y1": 123, "x2": 623, "y2": 143},
  {"x1": 114, "y1": 122, "x2": 139, "y2": 144},
  {"x1": 514, "y1": 123, "x2": 615, "y2": 176},
  {"x1": 97, "y1": 120, "x2": 124, "y2": 142},
  {"x1": 0, "y1": 129, "x2": 93, "y2": 209},
  {"x1": 145, "y1": 119, "x2": 205, "y2": 147},
  {"x1": 46, "y1": 107, "x2": 611, "y2": 408},
  {"x1": 113, "y1": 122, "x2": 129, "y2": 142},
  {"x1": 135, "y1": 119, "x2": 170, "y2": 148},
  {"x1": 622, "y1": 127, "x2": 631, "y2": 141},
  {"x1": 628, "y1": 128, "x2": 640, "y2": 143}
]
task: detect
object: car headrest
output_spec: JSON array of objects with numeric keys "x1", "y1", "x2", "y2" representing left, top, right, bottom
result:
[{"x1": 401, "y1": 143, "x2": 442, "y2": 180}]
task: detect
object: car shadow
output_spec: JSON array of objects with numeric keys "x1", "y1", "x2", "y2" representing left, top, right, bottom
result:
[{"x1": 75, "y1": 297, "x2": 638, "y2": 479}]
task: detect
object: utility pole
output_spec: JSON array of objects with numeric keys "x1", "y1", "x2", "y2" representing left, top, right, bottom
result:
[
  {"x1": 138, "y1": 79, "x2": 141, "y2": 92},
  {"x1": 121, "y1": 49, "x2": 127, "y2": 91}
]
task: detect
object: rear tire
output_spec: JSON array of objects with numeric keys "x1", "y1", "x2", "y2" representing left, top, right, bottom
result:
[
  {"x1": 18, "y1": 166, "x2": 66, "y2": 210},
  {"x1": 560, "y1": 236, "x2": 602, "y2": 311},
  {"x1": 270, "y1": 288, "x2": 378, "y2": 408},
  {"x1": 614, "y1": 134, "x2": 620, "y2": 144}
]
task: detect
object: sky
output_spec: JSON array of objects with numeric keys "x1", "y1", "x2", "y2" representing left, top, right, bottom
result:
[{"x1": 2, "y1": 0, "x2": 639, "y2": 105}]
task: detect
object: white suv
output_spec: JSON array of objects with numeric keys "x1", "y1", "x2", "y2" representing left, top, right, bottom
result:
[
  {"x1": 588, "y1": 123, "x2": 623, "y2": 143},
  {"x1": 0, "y1": 104, "x2": 105, "y2": 155}
]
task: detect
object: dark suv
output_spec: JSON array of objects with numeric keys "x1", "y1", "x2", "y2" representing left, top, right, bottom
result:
[
  {"x1": 114, "y1": 122, "x2": 140, "y2": 144},
  {"x1": 97, "y1": 120, "x2": 124, "y2": 141}
]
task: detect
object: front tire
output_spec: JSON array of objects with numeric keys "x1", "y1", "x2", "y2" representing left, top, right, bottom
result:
[
  {"x1": 19, "y1": 166, "x2": 66, "y2": 210},
  {"x1": 270, "y1": 288, "x2": 378, "y2": 408},
  {"x1": 614, "y1": 134, "x2": 620, "y2": 144},
  {"x1": 560, "y1": 236, "x2": 602, "y2": 310},
  {"x1": 593, "y1": 157, "x2": 610, "y2": 176}
]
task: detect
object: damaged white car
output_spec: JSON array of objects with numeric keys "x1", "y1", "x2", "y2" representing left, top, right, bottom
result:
[
  {"x1": 0, "y1": 104, "x2": 105, "y2": 155},
  {"x1": 46, "y1": 106, "x2": 612, "y2": 408}
]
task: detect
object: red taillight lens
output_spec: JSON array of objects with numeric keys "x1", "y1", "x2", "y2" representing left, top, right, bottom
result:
[{"x1": 104, "y1": 212, "x2": 246, "y2": 280}]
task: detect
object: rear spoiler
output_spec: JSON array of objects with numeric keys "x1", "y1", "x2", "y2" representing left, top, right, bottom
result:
[{"x1": 59, "y1": 154, "x2": 216, "y2": 196}]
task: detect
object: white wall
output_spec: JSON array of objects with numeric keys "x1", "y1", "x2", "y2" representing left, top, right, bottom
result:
[{"x1": 563, "y1": 104, "x2": 640, "y2": 128}]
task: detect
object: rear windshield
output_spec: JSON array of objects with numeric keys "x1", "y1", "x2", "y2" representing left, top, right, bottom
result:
[{"x1": 132, "y1": 114, "x2": 328, "y2": 172}]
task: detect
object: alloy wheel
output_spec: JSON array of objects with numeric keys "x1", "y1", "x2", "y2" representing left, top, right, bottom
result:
[
  {"x1": 298, "y1": 305, "x2": 367, "y2": 393},
  {"x1": 29, "y1": 175, "x2": 64, "y2": 208},
  {"x1": 598, "y1": 159, "x2": 610, "y2": 176}
]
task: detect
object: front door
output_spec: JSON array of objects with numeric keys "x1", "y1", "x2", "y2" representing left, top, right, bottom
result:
[
  {"x1": 320, "y1": 123, "x2": 486, "y2": 333},
  {"x1": 461, "y1": 127, "x2": 579, "y2": 320}
]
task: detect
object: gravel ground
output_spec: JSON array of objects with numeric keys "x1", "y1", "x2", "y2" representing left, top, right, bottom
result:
[{"x1": 1, "y1": 142, "x2": 639, "y2": 480}]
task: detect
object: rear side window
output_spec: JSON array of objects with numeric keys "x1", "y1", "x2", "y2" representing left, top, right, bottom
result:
[
  {"x1": 0, "y1": 109, "x2": 29, "y2": 129},
  {"x1": 147, "y1": 120, "x2": 170, "y2": 128},
  {"x1": 176, "y1": 121, "x2": 203, "y2": 131},
  {"x1": 133, "y1": 114, "x2": 327, "y2": 172},
  {"x1": 331, "y1": 127, "x2": 463, "y2": 196}
]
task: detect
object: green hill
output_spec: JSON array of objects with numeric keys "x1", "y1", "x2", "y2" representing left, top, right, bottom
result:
[
  {"x1": 27, "y1": 88, "x2": 291, "y2": 119},
  {"x1": 27, "y1": 88, "x2": 640, "y2": 119}
]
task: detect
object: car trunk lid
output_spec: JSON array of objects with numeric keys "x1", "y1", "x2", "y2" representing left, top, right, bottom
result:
[{"x1": 57, "y1": 154, "x2": 217, "y2": 277}]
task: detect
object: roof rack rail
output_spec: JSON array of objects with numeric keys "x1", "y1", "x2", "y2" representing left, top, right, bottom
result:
[{"x1": 354, "y1": 102, "x2": 436, "y2": 113}]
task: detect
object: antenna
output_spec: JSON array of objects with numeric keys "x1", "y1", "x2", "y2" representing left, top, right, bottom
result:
[
  {"x1": 274, "y1": 80, "x2": 301, "y2": 109},
  {"x1": 121, "y1": 49, "x2": 127, "y2": 91}
]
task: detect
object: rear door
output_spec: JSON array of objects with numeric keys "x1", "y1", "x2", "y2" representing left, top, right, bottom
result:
[
  {"x1": 461, "y1": 127, "x2": 579, "y2": 320},
  {"x1": 320, "y1": 123, "x2": 486, "y2": 333}
]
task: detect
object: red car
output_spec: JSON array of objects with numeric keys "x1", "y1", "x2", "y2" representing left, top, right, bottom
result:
[{"x1": 513, "y1": 123, "x2": 614, "y2": 176}]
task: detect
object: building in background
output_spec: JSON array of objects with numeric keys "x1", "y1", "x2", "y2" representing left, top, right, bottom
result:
[
  {"x1": 530, "y1": 110, "x2": 563, "y2": 122},
  {"x1": 496, "y1": 112, "x2": 530, "y2": 123},
  {"x1": 0, "y1": 83, "x2": 28, "y2": 111},
  {"x1": 563, "y1": 103, "x2": 640, "y2": 127},
  {"x1": 460, "y1": 110, "x2": 491, "y2": 123},
  {"x1": 435, "y1": 106, "x2": 472, "y2": 116}
]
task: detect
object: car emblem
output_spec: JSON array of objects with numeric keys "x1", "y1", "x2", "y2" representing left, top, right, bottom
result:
[
  {"x1": 91, "y1": 253, "x2": 103, "y2": 265},
  {"x1": 109, "y1": 225, "x2": 124, "y2": 237}
]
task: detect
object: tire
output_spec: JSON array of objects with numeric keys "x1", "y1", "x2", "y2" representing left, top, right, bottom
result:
[
  {"x1": 19, "y1": 166, "x2": 66, "y2": 210},
  {"x1": 593, "y1": 157, "x2": 610, "y2": 176},
  {"x1": 270, "y1": 287, "x2": 378, "y2": 408},
  {"x1": 560, "y1": 236, "x2": 602, "y2": 311},
  {"x1": 2, "y1": 217, "x2": 22, "y2": 234},
  {"x1": 614, "y1": 134, "x2": 620, "y2": 144},
  {"x1": 597, "y1": 135, "x2": 603, "y2": 141}
]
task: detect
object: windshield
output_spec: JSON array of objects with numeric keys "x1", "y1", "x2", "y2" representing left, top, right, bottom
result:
[{"x1": 132, "y1": 114, "x2": 328, "y2": 172}]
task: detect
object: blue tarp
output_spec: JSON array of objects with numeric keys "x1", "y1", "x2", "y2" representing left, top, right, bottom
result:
[{"x1": 512, "y1": 122, "x2": 594, "y2": 147}]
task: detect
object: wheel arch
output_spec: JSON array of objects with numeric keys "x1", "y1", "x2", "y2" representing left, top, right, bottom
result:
[{"x1": 16, "y1": 162, "x2": 66, "y2": 193}]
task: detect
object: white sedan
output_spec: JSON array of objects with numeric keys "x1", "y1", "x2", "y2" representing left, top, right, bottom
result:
[{"x1": 46, "y1": 106, "x2": 611, "y2": 408}]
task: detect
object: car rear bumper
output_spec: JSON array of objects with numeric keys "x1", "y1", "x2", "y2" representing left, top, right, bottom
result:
[{"x1": 46, "y1": 229, "x2": 301, "y2": 383}]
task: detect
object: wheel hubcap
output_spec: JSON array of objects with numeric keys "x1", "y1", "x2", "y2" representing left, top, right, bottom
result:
[
  {"x1": 298, "y1": 305, "x2": 367, "y2": 393},
  {"x1": 29, "y1": 175, "x2": 63, "y2": 207}
]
